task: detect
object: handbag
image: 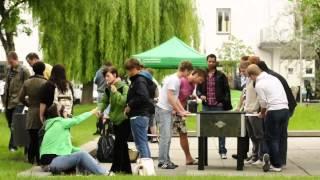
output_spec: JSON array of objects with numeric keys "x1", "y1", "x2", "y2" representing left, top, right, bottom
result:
[{"x1": 96, "y1": 123, "x2": 114, "y2": 163}]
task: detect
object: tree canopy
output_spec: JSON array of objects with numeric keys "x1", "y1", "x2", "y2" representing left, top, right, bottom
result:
[{"x1": 28, "y1": 0, "x2": 199, "y2": 83}]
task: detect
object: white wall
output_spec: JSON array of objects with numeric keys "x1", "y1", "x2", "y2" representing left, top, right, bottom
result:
[{"x1": 196, "y1": 0, "x2": 295, "y2": 66}]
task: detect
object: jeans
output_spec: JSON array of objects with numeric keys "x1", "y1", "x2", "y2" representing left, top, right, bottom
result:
[
  {"x1": 202, "y1": 105, "x2": 227, "y2": 154},
  {"x1": 246, "y1": 116, "x2": 264, "y2": 161},
  {"x1": 262, "y1": 109, "x2": 289, "y2": 168},
  {"x1": 130, "y1": 116, "x2": 151, "y2": 158},
  {"x1": 111, "y1": 119, "x2": 132, "y2": 174},
  {"x1": 28, "y1": 129, "x2": 40, "y2": 164},
  {"x1": 280, "y1": 111, "x2": 292, "y2": 165},
  {"x1": 4, "y1": 105, "x2": 24, "y2": 150},
  {"x1": 155, "y1": 106, "x2": 173, "y2": 164},
  {"x1": 49, "y1": 151, "x2": 107, "y2": 175}
]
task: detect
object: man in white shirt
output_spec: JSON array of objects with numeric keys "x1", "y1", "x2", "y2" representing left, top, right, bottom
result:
[
  {"x1": 155, "y1": 61, "x2": 193, "y2": 169},
  {"x1": 247, "y1": 64, "x2": 289, "y2": 172}
]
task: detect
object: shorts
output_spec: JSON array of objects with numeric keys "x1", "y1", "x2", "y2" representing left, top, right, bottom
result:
[{"x1": 172, "y1": 115, "x2": 187, "y2": 134}]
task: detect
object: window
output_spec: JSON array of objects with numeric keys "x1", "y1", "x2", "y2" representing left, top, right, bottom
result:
[
  {"x1": 288, "y1": 68, "x2": 294, "y2": 74},
  {"x1": 306, "y1": 68, "x2": 313, "y2": 74},
  {"x1": 217, "y1": 8, "x2": 231, "y2": 34}
]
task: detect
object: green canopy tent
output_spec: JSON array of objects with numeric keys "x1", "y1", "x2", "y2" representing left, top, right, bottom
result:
[{"x1": 132, "y1": 36, "x2": 207, "y2": 69}]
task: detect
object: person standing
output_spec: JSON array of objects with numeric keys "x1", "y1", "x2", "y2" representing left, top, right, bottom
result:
[
  {"x1": 19, "y1": 62, "x2": 47, "y2": 164},
  {"x1": 247, "y1": 64, "x2": 289, "y2": 172},
  {"x1": 124, "y1": 58, "x2": 157, "y2": 159},
  {"x1": 239, "y1": 60, "x2": 264, "y2": 165},
  {"x1": 26, "y1": 52, "x2": 52, "y2": 80},
  {"x1": 197, "y1": 54, "x2": 232, "y2": 159},
  {"x1": 3, "y1": 51, "x2": 30, "y2": 152},
  {"x1": 256, "y1": 60, "x2": 297, "y2": 167},
  {"x1": 40, "y1": 64, "x2": 74, "y2": 122},
  {"x1": 156, "y1": 61, "x2": 193, "y2": 169},
  {"x1": 98, "y1": 66, "x2": 132, "y2": 174},
  {"x1": 94, "y1": 62, "x2": 113, "y2": 135},
  {"x1": 174, "y1": 69, "x2": 205, "y2": 165}
]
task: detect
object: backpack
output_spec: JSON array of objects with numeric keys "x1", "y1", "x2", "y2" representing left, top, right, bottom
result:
[
  {"x1": 96, "y1": 124, "x2": 114, "y2": 163},
  {"x1": 53, "y1": 84, "x2": 73, "y2": 116}
]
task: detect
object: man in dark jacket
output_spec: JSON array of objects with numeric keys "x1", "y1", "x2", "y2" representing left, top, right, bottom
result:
[
  {"x1": 3, "y1": 51, "x2": 30, "y2": 152},
  {"x1": 256, "y1": 60, "x2": 297, "y2": 166},
  {"x1": 197, "y1": 54, "x2": 232, "y2": 159},
  {"x1": 124, "y1": 58, "x2": 156, "y2": 158}
]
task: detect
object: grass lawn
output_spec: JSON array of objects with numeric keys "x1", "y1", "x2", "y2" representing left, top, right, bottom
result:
[{"x1": 185, "y1": 90, "x2": 320, "y2": 131}]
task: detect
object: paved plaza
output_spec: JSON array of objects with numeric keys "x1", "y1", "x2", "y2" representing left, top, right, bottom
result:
[{"x1": 19, "y1": 137, "x2": 320, "y2": 177}]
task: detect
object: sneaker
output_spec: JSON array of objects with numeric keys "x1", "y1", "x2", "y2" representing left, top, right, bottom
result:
[
  {"x1": 262, "y1": 154, "x2": 270, "y2": 172},
  {"x1": 169, "y1": 161, "x2": 179, "y2": 168},
  {"x1": 9, "y1": 148, "x2": 17, "y2": 152},
  {"x1": 232, "y1": 154, "x2": 249, "y2": 160},
  {"x1": 220, "y1": 154, "x2": 227, "y2": 159},
  {"x1": 252, "y1": 160, "x2": 263, "y2": 166},
  {"x1": 270, "y1": 165, "x2": 282, "y2": 172},
  {"x1": 108, "y1": 171, "x2": 115, "y2": 176},
  {"x1": 158, "y1": 162, "x2": 178, "y2": 169},
  {"x1": 245, "y1": 159, "x2": 255, "y2": 165},
  {"x1": 246, "y1": 155, "x2": 253, "y2": 161}
]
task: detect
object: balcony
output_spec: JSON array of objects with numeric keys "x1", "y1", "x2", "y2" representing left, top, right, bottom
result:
[{"x1": 259, "y1": 27, "x2": 293, "y2": 50}]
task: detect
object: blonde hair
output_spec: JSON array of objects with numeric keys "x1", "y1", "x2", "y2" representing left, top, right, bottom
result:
[{"x1": 247, "y1": 64, "x2": 262, "y2": 76}]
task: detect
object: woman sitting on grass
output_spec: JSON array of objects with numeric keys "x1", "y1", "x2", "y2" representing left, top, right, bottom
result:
[{"x1": 40, "y1": 103, "x2": 108, "y2": 175}]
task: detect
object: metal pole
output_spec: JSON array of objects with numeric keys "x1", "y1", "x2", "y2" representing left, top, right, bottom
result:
[{"x1": 299, "y1": 1, "x2": 304, "y2": 104}]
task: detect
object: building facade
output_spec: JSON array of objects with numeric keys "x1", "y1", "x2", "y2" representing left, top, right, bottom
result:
[{"x1": 196, "y1": 0, "x2": 316, "y2": 92}]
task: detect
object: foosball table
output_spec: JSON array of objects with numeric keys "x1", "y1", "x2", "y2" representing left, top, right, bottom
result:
[{"x1": 196, "y1": 111, "x2": 247, "y2": 171}]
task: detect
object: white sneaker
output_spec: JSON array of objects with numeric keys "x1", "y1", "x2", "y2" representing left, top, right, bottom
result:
[
  {"x1": 252, "y1": 160, "x2": 263, "y2": 166},
  {"x1": 245, "y1": 159, "x2": 255, "y2": 165},
  {"x1": 9, "y1": 148, "x2": 17, "y2": 152},
  {"x1": 220, "y1": 154, "x2": 227, "y2": 159},
  {"x1": 270, "y1": 166, "x2": 282, "y2": 172},
  {"x1": 262, "y1": 154, "x2": 270, "y2": 172},
  {"x1": 107, "y1": 171, "x2": 115, "y2": 176}
]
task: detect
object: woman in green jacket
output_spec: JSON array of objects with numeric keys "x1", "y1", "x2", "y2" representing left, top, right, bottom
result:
[
  {"x1": 98, "y1": 66, "x2": 131, "y2": 174},
  {"x1": 40, "y1": 104, "x2": 108, "y2": 175}
]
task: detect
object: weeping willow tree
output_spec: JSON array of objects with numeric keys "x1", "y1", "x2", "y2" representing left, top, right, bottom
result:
[{"x1": 28, "y1": 0, "x2": 199, "y2": 103}]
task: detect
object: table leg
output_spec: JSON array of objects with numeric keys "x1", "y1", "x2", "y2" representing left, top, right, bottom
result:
[
  {"x1": 198, "y1": 136, "x2": 205, "y2": 170},
  {"x1": 237, "y1": 137, "x2": 245, "y2": 170},
  {"x1": 204, "y1": 137, "x2": 208, "y2": 166}
]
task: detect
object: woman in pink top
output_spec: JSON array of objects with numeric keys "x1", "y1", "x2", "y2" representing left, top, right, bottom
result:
[{"x1": 173, "y1": 69, "x2": 206, "y2": 165}]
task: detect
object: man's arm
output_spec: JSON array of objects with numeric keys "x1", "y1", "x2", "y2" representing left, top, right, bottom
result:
[
  {"x1": 167, "y1": 90, "x2": 186, "y2": 116},
  {"x1": 255, "y1": 83, "x2": 267, "y2": 117},
  {"x1": 18, "y1": 84, "x2": 28, "y2": 106},
  {"x1": 40, "y1": 103, "x2": 46, "y2": 123}
]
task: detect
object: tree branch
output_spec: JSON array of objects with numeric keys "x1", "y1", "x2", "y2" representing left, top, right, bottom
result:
[{"x1": 7, "y1": 0, "x2": 27, "y2": 14}]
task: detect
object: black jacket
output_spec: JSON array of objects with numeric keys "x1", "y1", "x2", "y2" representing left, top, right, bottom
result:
[
  {"x1": 196, "y1": 69, "x2": 232, "y2": 110},
  {"x1": 267, "y1": 70, "x2": 297, "y2": 115},
  {"x1": 127, "y1": 74, "x2": 155, "y2": 118}
]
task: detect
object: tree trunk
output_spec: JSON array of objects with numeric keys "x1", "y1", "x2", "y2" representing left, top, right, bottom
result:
[
  {"x1": 81, "y1": 81, "x2": 94, "y2": 104},
  {"x1": 0, "y1": 32, "x2": 15, "y2": 56}
]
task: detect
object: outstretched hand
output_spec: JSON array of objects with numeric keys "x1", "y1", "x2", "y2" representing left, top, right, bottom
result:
[{"x1": 91, "y1": 107, "x2": 99, "y2": 116}]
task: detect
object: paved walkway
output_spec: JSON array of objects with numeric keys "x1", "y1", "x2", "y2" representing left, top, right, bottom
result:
[
  {"x1": 144, "y1": 137, "x2": 320, "y2": 176},
  {"x1": 19, "y1": 137, "x2": 320, "y2": 177}
]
